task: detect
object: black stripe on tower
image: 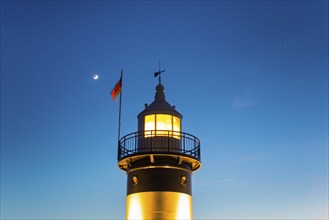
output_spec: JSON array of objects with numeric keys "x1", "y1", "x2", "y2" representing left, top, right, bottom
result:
[{"x1": 127, "y1": 168, "x2": 191, "y2": 195}]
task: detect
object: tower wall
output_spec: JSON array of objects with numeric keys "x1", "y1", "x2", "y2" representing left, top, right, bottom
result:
[{"x1": 126, "y1": 166, "x2": 192, "y2": 220}]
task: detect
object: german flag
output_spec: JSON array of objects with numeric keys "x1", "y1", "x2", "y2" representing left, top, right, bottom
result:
[{"x1": 111, "y1": 77, "x2": 122, "y2": 101}]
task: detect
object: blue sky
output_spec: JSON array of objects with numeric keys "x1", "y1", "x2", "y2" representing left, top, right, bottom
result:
[{"x1": 1, "y1": 1, "x2": 328, "y2": 219}]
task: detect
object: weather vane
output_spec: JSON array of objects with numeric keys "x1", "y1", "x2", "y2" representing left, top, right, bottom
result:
[{"x1": 154, "y1": 61, "x2": 165, "y2": 85}]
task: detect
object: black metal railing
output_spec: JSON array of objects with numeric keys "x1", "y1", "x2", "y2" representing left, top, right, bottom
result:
[{"x1": 118, "y1": 130, "x2": 201, "y2": 162}]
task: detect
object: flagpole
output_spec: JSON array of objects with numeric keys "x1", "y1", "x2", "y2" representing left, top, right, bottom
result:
[{"x1": 118, "y1": 70, "x2": 123, "y2": 143}]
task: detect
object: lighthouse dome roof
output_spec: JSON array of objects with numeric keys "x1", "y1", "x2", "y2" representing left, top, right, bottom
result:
[{"x1": 137, "y1": 83, "x2": 182, "y2": 119}]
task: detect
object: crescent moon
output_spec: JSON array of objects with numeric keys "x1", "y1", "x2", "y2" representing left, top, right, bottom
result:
[{"x1": 93, "y1": 74, "x2": 99, "y2": 80}]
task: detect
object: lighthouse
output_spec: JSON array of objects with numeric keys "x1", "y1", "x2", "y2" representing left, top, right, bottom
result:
[{"x1": 117, "y1": 76, "x2": 201, "y2": 219}]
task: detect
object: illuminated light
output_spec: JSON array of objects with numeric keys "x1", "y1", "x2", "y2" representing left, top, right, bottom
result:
[
  {"x1": 156, "y1": 114, "x2": 172, "y2": 136},
  {"x1": 173, "y1": 116, "x2": 180, "y2": 139},
  {"x1": 145, "y1": 115, "x2": 155, "y2": 137},
  {"x1": 144, "y1": 114, "x2": 181, "y2": 139}
]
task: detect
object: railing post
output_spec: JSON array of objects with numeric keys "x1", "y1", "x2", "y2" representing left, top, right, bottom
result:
[
  {"x1": 150, "y1": 130, "x2": 153, "y2": 152},
  {"x1": 134, "y1": 132, "x2": 137, "y2": 153},
  {"x1": 168, "y1": 130, "x2": 170, "y2": 152},
  {"x1": 123, "y1": 136, "x2": 126, "y2": 157},
  {"x1": 198, "y1": 145, "x2": 201, "y2": 161},
  {"x1": 181, "y1": 133, "x2": 186, "y2": 154},
  {"x1": 193, "y1": 137, "x2": 196, "y2": 157}
]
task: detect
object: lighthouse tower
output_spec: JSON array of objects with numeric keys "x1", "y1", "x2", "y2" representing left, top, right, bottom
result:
[{"x1": 117, "y1": 80, "x2": 201, "y2": 219}]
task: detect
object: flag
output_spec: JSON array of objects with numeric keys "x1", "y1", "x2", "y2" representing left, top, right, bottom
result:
[{"x1": 111, "y1": 77, "x2": 122, "y2": 101}]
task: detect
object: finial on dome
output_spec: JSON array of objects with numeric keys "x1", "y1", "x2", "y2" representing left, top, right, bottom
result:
[
  {"x1": 153, "y1": 62, "x2": 166, "y2": 100},
  {"x1": 155, "y1": 83, "x2": 165, "y2": 101}
]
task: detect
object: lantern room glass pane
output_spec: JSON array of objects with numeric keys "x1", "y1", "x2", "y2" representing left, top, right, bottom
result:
[
  {"x1": 156, "y1": 114, "x2": 172, "y2": 136},
  {"x1": 144, "y1": 114, "x2": 181, "y2": 139},
  {"x1": 144, "y1": 114, "x2": 155, "y2": 137},
  {"x1": 173, "y1": 116, "x2": 180, "y2": 132},
  {"x1": 173, "y1": 116, "x2": 181, "y2": 139},
  {"x1": 156, "y1": 114, "x2": 172, "y2": 130}
]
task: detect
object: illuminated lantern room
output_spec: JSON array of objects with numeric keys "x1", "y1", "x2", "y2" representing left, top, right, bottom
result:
[{"x1": 138, "y1": 83, "x2": 182, "y2": 141}]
